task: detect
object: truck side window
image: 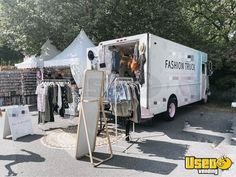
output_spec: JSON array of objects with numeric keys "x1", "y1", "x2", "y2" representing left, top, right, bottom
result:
[{"x1": 202, "y1": 64, "x2": 205, "y2": 74}]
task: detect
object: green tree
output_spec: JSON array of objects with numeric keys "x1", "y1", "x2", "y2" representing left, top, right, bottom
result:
[
  {"x1": 180, "y1": 0, "x2": 236, "y2": 98},
  {"x1": 180, "y1": 0, "x2": 236, "y2": 69},
  {"x1": 0, "y1": 0, "x2": 201, "y2": 55},
  {"x1": 82, "y1": 0, "x2": 200, "y2": 46},
  {"x1": 0, "y1": 0, "x2": 83, "y2": 54},
  {"x1": 0, "y1": 45, "x2": 23, "y2": 65}
]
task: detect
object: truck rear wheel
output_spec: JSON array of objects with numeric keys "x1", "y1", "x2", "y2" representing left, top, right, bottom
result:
[{"x1": 165, "y1": 98, "x2": 177, "y2": 121}]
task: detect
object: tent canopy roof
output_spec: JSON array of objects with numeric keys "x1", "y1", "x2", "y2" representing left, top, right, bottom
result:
[
  {"x1": 15, "y1": 40, "x2": 60, "y2": 69},
  {"x1": 44, "y1": 29, "x2": 94, "y2": 68},
  {"x1": 15, "y1": 55, "x2": 39, "y2": 69},
  {"x1": 38, "y1": 39, "x2": 60, "y2": 61}
]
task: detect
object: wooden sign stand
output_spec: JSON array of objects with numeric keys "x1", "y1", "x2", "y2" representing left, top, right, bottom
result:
[
  {"x1": 2, "y1": 105, "x2": 33, "y2": 141},
  {"x1": 82, "y1": 98, "x2": 113, "y2": 167},
  {"x1": 75, "y1": 70, "x2": 113, "y2": 167}
]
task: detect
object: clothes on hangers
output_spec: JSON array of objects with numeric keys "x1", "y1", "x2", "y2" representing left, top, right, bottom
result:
[
  {"x1": 129, "y1": 83, "x2": 141, "y2": 123},
  {"x1": 35, "y1": 83, "x2": 47, "y2": 112},
  {"x1": 48, "y1": 85, "x2": 55, "y2": 122},
  {"x1": 136, "y1": 54, "x2": 146, "y2": 86},
  {"x1": 111, "y1": 101, "x2": 132, "y2": 117},
  {"x1": 36, "y1": 83, "x2": 53, "y2": 123},
  {"x1": 106, "y1": 80, "x2": 132, "y2": 104},
  {"x1": 59, "y1": 85, "x2": 73, "y2": 117},
  {"x1": 106, "y1": 79, "x2": 141, "y2": 122},
  {"x1": 57, "y1": 83, "x2": 62, "y2": 110},
  {"x1": 111, "y1": 48, "x2": 120, "y2": 73},
  {"x1": 36, "y1": 83, "x2": 48, "y2": 124},
  {"x1": 36, "y1": 81, "x2": 73, "y2": 124},
  {"x1": 66, "y1": 86, "x2": 80, "y2": 116}
]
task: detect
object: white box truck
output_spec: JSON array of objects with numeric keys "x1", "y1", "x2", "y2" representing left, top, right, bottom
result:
[{"x1": 87, "y1": 33, "x2": 212, "y2": 120}]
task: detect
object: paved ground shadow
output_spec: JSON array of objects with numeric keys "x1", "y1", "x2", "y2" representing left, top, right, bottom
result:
[
  {"x1": 134, "y1": 104, "x2": 228, "y2": 146},
  {"x1": 0, "y1": 149, "x2": 45, "y2": 176},
  {"x1": 134, "y1": 139, "x2": 189, "y2": 160},
  {"x1": 16, "y1": 134, "x2": 43, "y2": 143},
  {"x1": 79, "y1": 152, "x2": 177, "y2": 175},
  {"x1": 137, "y1": 103, "x2": 233, "y2": 133}
]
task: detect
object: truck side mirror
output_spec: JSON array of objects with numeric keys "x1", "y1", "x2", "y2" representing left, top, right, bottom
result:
[
  {"x1": 88, "y1": 50, "x2": 95, "y2": 61},
  {"x1": 207, "y1": 61, "x2": 213, "y2": 76}
]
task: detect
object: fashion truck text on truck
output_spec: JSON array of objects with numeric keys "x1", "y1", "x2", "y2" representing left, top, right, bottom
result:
[
  {"x1": 86, "y1": 33, "x2": 212, "y2": 121},
  {"x1": 165, "y1": 60, "x2": 195, "y2": 70}
]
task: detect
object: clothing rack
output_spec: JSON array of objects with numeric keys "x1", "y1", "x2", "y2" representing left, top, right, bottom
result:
[
  {"x1": 41, "y1": 79, "x2": 70, "y2": 83},
  {"x1": 115, "y1": 77, "x2": 134, "y2": 82},
  {"x1": 37, "y1": 78, "x2": 73, "y2": 126},
  {"x1": 114, "y1": 77, "x2": 134, "y2": 140}
]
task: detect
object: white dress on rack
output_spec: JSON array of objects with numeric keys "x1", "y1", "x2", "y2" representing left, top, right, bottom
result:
[{"x1": 65, "y1": 86, "x2": 80, "y2": 116}]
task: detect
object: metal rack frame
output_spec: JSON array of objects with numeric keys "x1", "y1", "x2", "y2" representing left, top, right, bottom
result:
[{"x1": 40, "y1": 79, "x2": 70, "y2": 83}]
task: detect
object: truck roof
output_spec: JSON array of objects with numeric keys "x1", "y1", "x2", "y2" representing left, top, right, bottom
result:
[
  {"x1": 98, "y1": 33, "x2": 207, "y2": 55},
  {"x1": 98, "y1": 33, "x2": 148, "y2": 46}
]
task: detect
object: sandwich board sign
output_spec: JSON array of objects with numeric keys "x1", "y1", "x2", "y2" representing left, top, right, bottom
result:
[{"x1": 2, "y1": 105, "x2": 33, "y2": 140}]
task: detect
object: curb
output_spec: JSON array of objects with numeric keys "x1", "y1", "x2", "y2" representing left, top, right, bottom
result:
[{"x1": 231, "y1": 116, "x2": 236, "y2": 145}]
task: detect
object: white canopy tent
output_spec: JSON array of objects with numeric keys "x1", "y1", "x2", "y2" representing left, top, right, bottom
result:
[
  {"x1": 38, "y1": 39, "x2": 60, "y2": 61},
  {"x1": 15, "y1": 55, "x2": 39, "y2": 69},
  {"x1": 15, "y1": 39, "x2": 60, "y2": 69},
  {"x1": 44, "y1": 29, "x2": 94, "y2": 68}
]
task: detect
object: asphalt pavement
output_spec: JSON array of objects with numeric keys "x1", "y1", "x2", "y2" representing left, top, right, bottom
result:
[{"x1": 0, "y1": 103, "x2": 236, "y2": 177}]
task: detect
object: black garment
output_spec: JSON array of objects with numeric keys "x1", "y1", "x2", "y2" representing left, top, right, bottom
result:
[
  {"x1": 59, "y1": 86, "x2": 66, "y2": 117},
  {"x1": 134, "y1": 84, "x2": 141, "y2": 123},
  {"x1": 59, "y1": 106, "x2": 65, "y2": 117},
  {"x1": 137, "y1": 54, "x2": 146, "y2": 86},
  {"x1": 47, "y1": 85, "x2": 54, "y2": 122},
  {"x1": 38, "y1": 112, "x2": 44, "y2": 124},
  {"x1": 111, "y1": 51, "x2": 120, "y2": 73},
  {"x1": 52, "y1": 85, "x2": 58, "y2": 105},
  {"x1": 59, "y1": 85, "x2": 72, "y2": 117},
  {"x1": 125, "y1": 119, "x2": 132, "y2": 141},
  {"x1": 66, "y1": 86, "x2": 73, "y2": 104},
  {"x1": 133, "y1": 43, "x2": 139, "y2": 60},
  {"x1": 38, "y1": 85, "x2": 55, "y2": 124},
  {"x1": 53, "y1": 85, "x2": 59, "y2": 113}
]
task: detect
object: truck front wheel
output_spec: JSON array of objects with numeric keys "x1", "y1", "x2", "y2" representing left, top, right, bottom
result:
[{"x1": 165, "y1": 98, "x2": 177, "y2": 121}]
